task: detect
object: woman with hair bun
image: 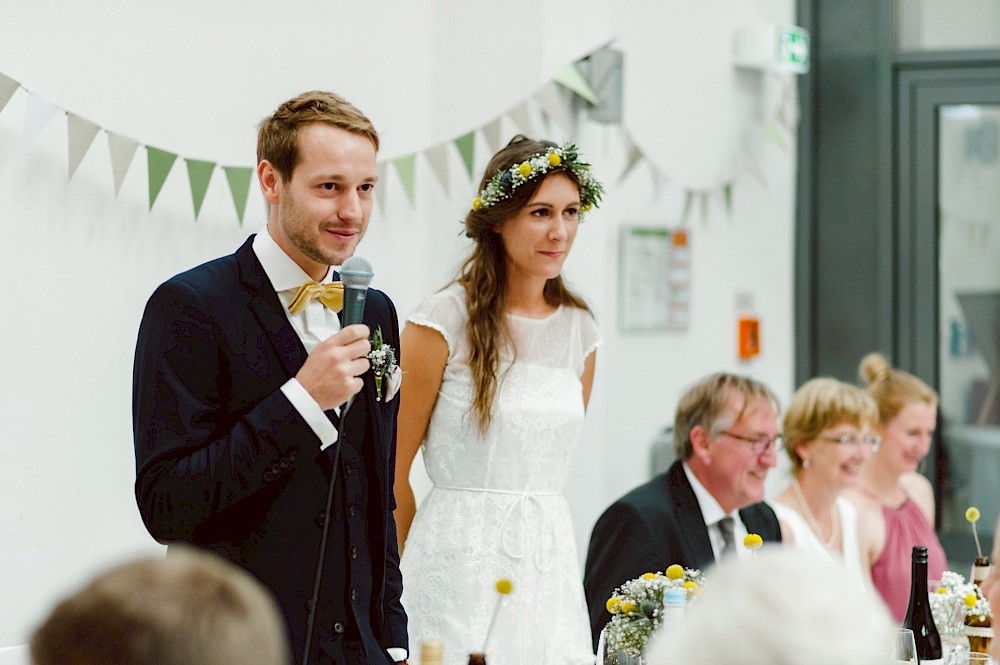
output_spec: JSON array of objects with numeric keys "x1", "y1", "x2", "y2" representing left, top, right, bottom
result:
[
  {"x1": 393, "y1": 135, "x2": 603, "y2": 663},
  {"x1": 848, "y1": 352, "x2": 947, "y2": 621}
]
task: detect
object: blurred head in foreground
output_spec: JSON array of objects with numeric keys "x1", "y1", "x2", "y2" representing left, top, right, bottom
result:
[
  {"x1": 645, "y1": 547, "x2": 894, "y2": 665},
  {"x1": 30, "y1": 547, "x2": 290, "y2": 665}
]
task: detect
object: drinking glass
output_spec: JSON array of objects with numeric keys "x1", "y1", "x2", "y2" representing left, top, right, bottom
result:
[
  {"x1": 951, "y1": 652, "x2": 996, "y2": 665},
  {"x1": 894, "y1": 628, "x2": 918, "y2": 665}
]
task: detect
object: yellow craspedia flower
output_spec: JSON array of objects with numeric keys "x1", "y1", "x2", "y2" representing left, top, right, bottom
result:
[
  {"x1": 581, "y1": 203, "x2": 593, "y2": 213},
  {"x1": 936, "y1": 586, "x2": 948, "y2": 594},
  {"x1": 548, "y1": 153, "x2": 562, "y2": 167},
  {"x1": 967, "y1": 507, "x2": 981, "y2": 523},
  {"x1": 620, "y1": 601, "x2": 637, "y2": 614},
  {"x1": 641, "y1": 572, "x2": 656, "y2": 580},
  {"x1": 665, "y1": 564, "x2": 685, "y2": 580},
  {"x1": 518, "y1": 162, "x2": 533, "y2": 177},
  {"x1": 606, "y1": 597, "x2": 621, "y2": 614},
  {"x1": 682, "y1": 581, "x2": 700, "y2": 595},
  {"x1": 965, "y1": 593, "x2": 979, "y2": 608},
  {"x1": 472, "y1": 197, "x2": 483, "y2": 212},
  {"x1": 743, "y1": 533, "x2": 764, "y2": 550},
  {"x1": 495, "y1": 578, "x2": 513, "y2": 595}
]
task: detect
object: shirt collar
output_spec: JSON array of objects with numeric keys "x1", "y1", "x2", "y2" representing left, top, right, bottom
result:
[
  {"x1": 682, "y1": 461, "x2": 731, "y2": 527},
  {"x1": 252, "y1": 227, "x2": 337, "y2": 293}
]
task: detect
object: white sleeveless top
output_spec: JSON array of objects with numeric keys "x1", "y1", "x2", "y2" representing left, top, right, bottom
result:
[{"x1": 772, "y1": 496, "x2": 868, "y2": 587}]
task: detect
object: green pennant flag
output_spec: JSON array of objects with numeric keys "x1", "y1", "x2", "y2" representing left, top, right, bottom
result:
[
  {"x1": 553, "y1": 62, "x2": 601, "y2": 106},
  {"x1": 223, "y1": 166, "x2": 253, "y2": 225},
  {"x1": 393, "y1": 154, "x2": 417, "y2": 207},
  {"x1": 146, "y1": 146, "x2": 178, "y2": 211},
  {"x1": 185, "y1": 158, "x2": 216, "y2": 220},
  {"x1": 454, "y1": 131, "x2": 475, "y2": 179},
  {"x1": 723, "y1": 183, "x2": 733, "y2": 214}
]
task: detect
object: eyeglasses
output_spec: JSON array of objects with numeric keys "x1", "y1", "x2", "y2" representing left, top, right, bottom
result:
[
  {"x1": 717, "y1": 430, "x2": 783, "y2": 455},
  {"x1": 819, "y1": 433, "x2": 882, "y2": 452}
]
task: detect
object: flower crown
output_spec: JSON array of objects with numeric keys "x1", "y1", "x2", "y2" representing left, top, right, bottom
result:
[{"x1": 471, "y1": 142, "x2": 604, "y2": 216}]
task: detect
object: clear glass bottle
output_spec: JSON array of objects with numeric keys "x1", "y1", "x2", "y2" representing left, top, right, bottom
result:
[{"x1": 420, "y1": 640, "x2": 444, "y2": 665}]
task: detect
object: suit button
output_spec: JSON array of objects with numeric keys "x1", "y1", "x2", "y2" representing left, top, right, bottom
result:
[
  {"x1": 348, "y1": 506, "x2": 356, "y2": 518},
  {"x1": 333, "y1": 622, "x2": 345, "y2": 634},
  {"x1": 350, "y1": 589, "x2": 357, "y2": 601},
  {"x1": 315, "y1": 511, "x2": 326, "y2": 528},
  {"x1": 345, "y1": 465, "x2": 353, "y2": 476},
  {"x1": 264, "y1": 471, "x2": 274, "y2": 483},
  {"x1": 351, "y1": 547, "x2": 358, "y2": 560}
]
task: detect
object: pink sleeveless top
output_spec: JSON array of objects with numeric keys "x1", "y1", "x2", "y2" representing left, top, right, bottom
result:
[{"x1": 871, "y1": 498, "x2": 948, "y2": 622}]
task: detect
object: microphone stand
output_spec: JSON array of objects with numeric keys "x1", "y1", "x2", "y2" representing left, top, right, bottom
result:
[{"x1": 301, "y1": 398, "x2": 354, "y2": 665}]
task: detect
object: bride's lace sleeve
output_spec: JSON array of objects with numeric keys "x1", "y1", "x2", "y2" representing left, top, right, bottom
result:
[
  {"x1": 576, "y1": 309, "x2": 603, "y2": 376},
  {"x1": 405, "y1": 284, "x2": 467, "y2": 362}
]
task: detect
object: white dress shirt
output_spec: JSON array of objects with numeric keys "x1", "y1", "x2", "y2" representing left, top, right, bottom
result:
[
  {"x1": 252, "y1": 229, "x2": 341, "y2": 450},
  {"x1": 682, "y1": 462, "x2": 750, "y2": 560}
]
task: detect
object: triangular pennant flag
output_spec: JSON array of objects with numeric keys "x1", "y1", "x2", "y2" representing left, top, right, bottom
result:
[
  {"x1": 618, "y1": 136, "x2": 643, "y2": 185},
  {"x1": 185, "y1": 158, "x2": 216, "y2": 220},
  {"x1": 722, "y1": 183, "x2": 733, "y2": 215},
  {"x1": 107, "y1": 131, "x2": 139, "y2": 196},
  {"x1": 222, "y1": 166, "x2": 253, "y2": 225},
  {"x1": 553, "y1": 62, "x2": 601, "y2": 106},
  {"x1": 746, "y1": 155, "x2": 769, "y2": 189},
  {"x1": 507, "y1": 102, "x2": 534, "y2": 137},
  {"x1": 21, "y1": 92, "x2": 60, "y2": 151},
  {"x1": 393, "y1": 154, "x2": 417, "y2": 208},
  {"x1": 146, "y1": 146, "x2": 178, "y2": 211},
  {"x1": 375, "y1": 161, "x2": 388, "y2": 212},
  {"x1": 424, "y1": 143, "x2": 450, "y2": 195},
  {"x1": 680, "y1": 191, "x2": 695, "y2": 227},
  {"x1": 534, "y1": 83, "x2": 575, "y2": 136},
  {"x1": 699, "y1": 192, "x2": 710, "y2": 224},
  {"x1": 481, "y1": 117, "x2": 504, "y2": 153},
  {"x1": 67, "y1": 113, "x2": 100, "y2": 179},
  {"x1": 454, "y1": 131, "x2": 475, "y2": 179},
  {"x1": 765, "y1": 121, "x2": 790, "y2": 153},
  {"x1": 0, "y1": 72, "x2": 19, "y2": 114}
]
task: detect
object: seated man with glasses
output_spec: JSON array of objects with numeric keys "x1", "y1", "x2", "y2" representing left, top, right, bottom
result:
[
  {"x1": 771, "y1": 377, "x2": 881, "y2": 588},
  {"x1": 583, "y1": 372, "x2": 783, "y2": 649}
]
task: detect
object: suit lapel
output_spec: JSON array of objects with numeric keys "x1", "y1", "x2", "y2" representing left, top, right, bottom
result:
[
  {"x1": 235, "y1": 237, "x2": 308, "y2": 378},
  {"x1": 668, "y1": 462, "x2": 716, "y2": 570}
]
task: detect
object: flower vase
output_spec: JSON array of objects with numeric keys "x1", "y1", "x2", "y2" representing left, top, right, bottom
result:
[
  {"x1": 606, "y1": 652, "x2": 644, "y2": 665},
  {"x1": 965, "y1": 614, "x2": 993, "y2": 655}
]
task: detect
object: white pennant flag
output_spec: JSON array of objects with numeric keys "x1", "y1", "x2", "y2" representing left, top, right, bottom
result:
[
  {"x1": 618, "y1": 134, "x2": 644, "y2": 184},
  {"x1": 507, "y1": 101, "x2": 535, "y2": 138},
  {"x1": 375, "y1": 161, "x2": 388, "y2": 212},
  {"x1": 0, "y1": 72, "x2": 19, "y2": 114},
  {"x1": 20, "y1": 91, "x2": 60, "y2": 153},
  {"x1": 424, "y1": 143, "x2": 450, "y2": 196},
  {"x1": 534, "y1": 82, "x2": 575, "y2": 137},
  {"x1": 107, "y1": 131, "x2": 139, "y2": 196},
  {"x1": 481, "y1": 117, "x2": 504, "y2": 154},
  {"x1": 67, "y1": 113, "x2": 100, "y2": 179}
]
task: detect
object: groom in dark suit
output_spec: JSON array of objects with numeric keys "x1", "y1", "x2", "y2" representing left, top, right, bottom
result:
[
  {"x1": 133, "y1": 91, "x2": 408, "y2": 665},
  {"x1": 583, "y1": 372, "x2": 783, "y2": 648}
]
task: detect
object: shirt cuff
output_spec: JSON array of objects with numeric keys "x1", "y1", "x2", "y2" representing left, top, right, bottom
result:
[
  {"x1": 386, "y1": 647, "x2": 407, "y2": 662},
  {"x1": 280, "y1": 378, "x2": 338, "y2": 450}
]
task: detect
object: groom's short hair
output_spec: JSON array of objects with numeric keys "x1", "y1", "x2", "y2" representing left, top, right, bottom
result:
[
  {"x1": 30, "y1": 547, "x2": 290, "y2": 665},
  {"x1": 673, "y1": 372, "x2": 780, "y2": 460}
]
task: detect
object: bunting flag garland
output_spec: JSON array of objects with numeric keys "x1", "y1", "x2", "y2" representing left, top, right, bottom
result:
[
  {"x1": 534, "y1": 82, "x2": 575, "y2": 136},
  {"x1": 185, "y1": 158, "x2": 216, "y2": 219},
  {"x1": 222, "y1": 166, "x2": 253, "y2": 226},
  {"x1": 553, "y1": 62, "x2": 600, "y2": 106},
  {"x1": 454, "y1": 131, "x2": 475, "y2": 179},
  {"x1": 0, "y1": 72, "x2": 18, "y2": 113},
  {"x1": 393, "y1": 153, "x2": 417, "y2": 207},
  {"x1": 374, "y1": 161, "x2": 389, "y2": 212},
  {"x1": 424, "y1": 142, "x2": 450, "y2": 195},
  {"x1": 507, "y1": 101, "x2": 535, "y2": 138},
  {"x1": 481, "y1": 117, "x2": 503, "y2": 154},
  {"x1": 67, "y1": 113, "x2": 100, "y2": 179},
  {"x1": 147, "y1": 146, "x2": 178, "y2": 211},
  {"x1": 21, "y1": 92, "x2": 59, "y2": 152},
  {"x1": 107, "y1": 131, "x2": 139, "y2": 196},
  {"x1": 618, "y1": 134, "x2": 644, "y2": 185}
]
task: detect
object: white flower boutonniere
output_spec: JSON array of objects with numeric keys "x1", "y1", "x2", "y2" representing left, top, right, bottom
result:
[{"x1": 367, "y1": 327, "x2": 399, "y2": 402}]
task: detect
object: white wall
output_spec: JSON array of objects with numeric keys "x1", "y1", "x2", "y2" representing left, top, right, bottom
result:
[{"x1": 0, "y1": 0, "x2": 796, "y2": 648}]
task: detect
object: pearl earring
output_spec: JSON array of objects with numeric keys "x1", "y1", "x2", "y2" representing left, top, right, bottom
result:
[{"x1": 802, "y1": 459, "x2": 811, "y2": 469}]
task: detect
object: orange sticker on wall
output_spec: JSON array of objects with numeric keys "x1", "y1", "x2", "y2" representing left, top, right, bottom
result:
[{"x1": 738, "y1": 318, "x2": 760, "y2": 359}]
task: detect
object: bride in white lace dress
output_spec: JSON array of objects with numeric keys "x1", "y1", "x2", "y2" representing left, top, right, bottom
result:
[{"x1": 394, "y1": 136, "x2": 604, "y2": 665}]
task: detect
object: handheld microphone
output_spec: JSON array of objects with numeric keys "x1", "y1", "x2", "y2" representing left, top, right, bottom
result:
[{"x1": 339, "y1": 256, "x2": 373, "y2": 326}]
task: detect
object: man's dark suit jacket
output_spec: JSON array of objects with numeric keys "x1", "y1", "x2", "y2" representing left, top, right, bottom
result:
[
  {"x1": 132, "y1": 236, "x2": 407, "y2": 664},
  {"x1": 582, "y1": 460, "x2": 781, "y2": 648}
]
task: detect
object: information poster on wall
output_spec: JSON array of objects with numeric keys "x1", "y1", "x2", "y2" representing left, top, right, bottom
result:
[{"x1": 619, "y1": 226, "x2": 691, "y2": 332}]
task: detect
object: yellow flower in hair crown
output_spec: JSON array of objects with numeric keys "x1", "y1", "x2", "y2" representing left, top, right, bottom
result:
[{"x1": 470, "y1": 142, "x2": 604, "y2": 216}]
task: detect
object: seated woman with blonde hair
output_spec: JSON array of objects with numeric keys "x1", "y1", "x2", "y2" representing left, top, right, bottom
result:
[
  {"x1": 848, "y1": 352, "x2": 947, "y2": 622},
  {"x1": 772, "y1": 377, "x2": 880, "y2": 586}
]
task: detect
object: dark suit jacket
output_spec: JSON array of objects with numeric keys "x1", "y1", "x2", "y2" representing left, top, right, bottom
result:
[
  {"x1": 582, "y1": 460, "x2": 781, "y2": 648},
  {"x1": 132, "y1": 236, "x2": 407, "y2": 664}
]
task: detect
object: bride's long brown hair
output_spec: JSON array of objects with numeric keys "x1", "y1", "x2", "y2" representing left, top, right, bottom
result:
[{"x1": 457, "y1": 135, "x2": 591, "y2": 434}]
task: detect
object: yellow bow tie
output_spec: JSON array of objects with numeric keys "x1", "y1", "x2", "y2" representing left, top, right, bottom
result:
[{"x1": 287, "y1": 280, "x2": 344, "y2": 314}]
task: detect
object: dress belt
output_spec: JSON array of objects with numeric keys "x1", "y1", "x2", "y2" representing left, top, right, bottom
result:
[{"x1": 434, "y1": 485, "x2": 559, "y2": 572}]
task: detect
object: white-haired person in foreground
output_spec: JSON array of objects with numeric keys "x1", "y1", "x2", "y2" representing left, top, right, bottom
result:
[
  {"x1": 30, "y1": 547, "x2": 290, "y2": 665},
  {"x1": 979, "y1": 514, "x2": 1000, "y2": 664},
  {"x1": 645, "y1": 547, "x2": 894, "y2": 665}
]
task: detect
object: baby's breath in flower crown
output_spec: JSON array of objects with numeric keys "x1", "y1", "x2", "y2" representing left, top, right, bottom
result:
[
  {"x1": 471, "y1": 142, "x2": 604, "y2": 216},
  {"x1": 603, "y1": 565, "x2": 704, "y2": 658}
]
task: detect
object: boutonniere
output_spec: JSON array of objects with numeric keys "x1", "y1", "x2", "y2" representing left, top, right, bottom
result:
[{"x1": 367, "y1": 327, "x2": 399, "y2": 402}]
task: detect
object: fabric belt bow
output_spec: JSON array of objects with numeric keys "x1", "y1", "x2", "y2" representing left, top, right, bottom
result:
[{"x1": 288, "y1": 280, "x2": 344, "y2": 314}]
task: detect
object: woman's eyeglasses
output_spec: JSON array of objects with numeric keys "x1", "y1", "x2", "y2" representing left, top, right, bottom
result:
[{"x1": 819, "y1": 433, "x2": 882, "y2": 452}]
